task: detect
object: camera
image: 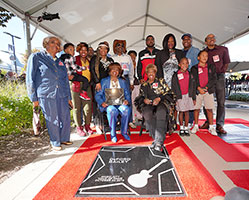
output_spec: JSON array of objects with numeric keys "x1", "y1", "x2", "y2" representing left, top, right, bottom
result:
[{"x1": 37, "y1": 12, "x2": 60, "y2": 22}]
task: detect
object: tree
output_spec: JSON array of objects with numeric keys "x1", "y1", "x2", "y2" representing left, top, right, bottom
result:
[{"x1": 0, "y1": 7, "x2": 15, "y2": 27}]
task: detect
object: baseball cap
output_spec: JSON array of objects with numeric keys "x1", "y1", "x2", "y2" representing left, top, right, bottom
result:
[{"x1": 181, "y1": 33, "x2": 192, "y2": 40}]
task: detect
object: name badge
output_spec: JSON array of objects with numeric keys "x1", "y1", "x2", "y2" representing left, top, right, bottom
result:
[
  {"x1": 198, "y1": 68, "x2": 203, "y2": 74},
  {"x1": 152, "y1": 83, "x2": 158, "y2": 88},
  {"x1": 122, "y1": 64, "x2": 129, "y2": 71},
  {"x1": 177, "y1": 73, "x2": 184, "y2": 80},
  {"x1": 213, "y1": 55, "x2": 220, "y2": 62},
  {"x1": 58, "y1": 61, "x2": 64, "y2": 66}
]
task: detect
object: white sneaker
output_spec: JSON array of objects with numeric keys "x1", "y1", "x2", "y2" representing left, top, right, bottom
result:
[
  {"x1": 129, "y1": 122, "x2": 136, "y2": 129},
  {"x1": 96, "y1": 125, "x2": 103, "y2": 134},
  {"x1": 209, "y1": 127, "x2": 217, "y2": 135},
  {"x1": 51, "y1": 145, "x2": 62, "y2": 151},
  {"x1": 191, "y1": 126, "x2": 199, "y2": 134}
]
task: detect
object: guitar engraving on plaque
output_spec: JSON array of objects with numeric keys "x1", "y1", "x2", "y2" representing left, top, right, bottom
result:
[{"x1": 128, "y1": 159, "x2": 167, "y2": 188}]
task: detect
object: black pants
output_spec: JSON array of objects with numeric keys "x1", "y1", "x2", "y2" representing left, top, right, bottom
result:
[
  {"x1": 203, "y1": 74, "x2": 226, "y2": 127},
  {"x1": 142, "y1": 103, "x2": 168, "y2": 146},
  {"x1": 71, "y1": 72, "x2": 89, "y2": 91}
]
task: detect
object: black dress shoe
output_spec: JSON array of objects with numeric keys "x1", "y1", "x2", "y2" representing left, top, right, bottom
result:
[
  {"x1": 179, "y1": 129, "x2": 185, "y2": 136},
  {"x1": 216, "y1": 126, "x2": 227, "y2": 134},
  {"x1": 184, "y1": 130, "x2": 190, "y2": 136},
  {"x1": 199, "y1": 121, "x2": 209, "y2": 129}
]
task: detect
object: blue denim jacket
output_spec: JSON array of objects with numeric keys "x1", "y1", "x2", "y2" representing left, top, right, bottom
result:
[
  {"x1": 26, "y1": 51, "x2": 71, "y2": 102},
  {"x1": 185, "y1": 46, "x2": 200, "y2": 69}
]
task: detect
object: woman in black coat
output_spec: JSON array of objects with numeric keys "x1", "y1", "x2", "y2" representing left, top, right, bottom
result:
[
  {"x1": 155, "y1": 33, "x2": 184, "y2": 88},
  {"x1": 135, "y1": 64, "x2": 176, "y2": 151}
]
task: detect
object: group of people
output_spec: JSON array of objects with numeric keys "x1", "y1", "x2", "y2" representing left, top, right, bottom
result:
[{"x1": 26, "y1": 32, "x2": 230, "y2": 151}]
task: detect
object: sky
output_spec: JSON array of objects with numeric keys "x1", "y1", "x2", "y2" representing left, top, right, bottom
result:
[
  {"x1": 0, "y1": 16, "x2": 48, "y2": 71},
  {"x1": 1, "y1": 16, "x2": 249, "y2": 72}
]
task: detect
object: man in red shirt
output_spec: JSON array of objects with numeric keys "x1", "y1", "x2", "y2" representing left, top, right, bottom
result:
[{"x1": 137, "y1": 35, "x2": 159, "y2": 83}]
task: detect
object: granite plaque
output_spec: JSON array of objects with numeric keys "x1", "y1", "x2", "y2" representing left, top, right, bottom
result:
[{"x1": 76, "y1": 146, "x2": 185, "y2": 197}]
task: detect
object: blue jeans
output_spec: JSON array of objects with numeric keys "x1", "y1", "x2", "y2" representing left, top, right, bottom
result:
[
  {"x1": 189, "y1": 110, "x2": 194, "y2": 124},
  {"x1": 105, "y1": 105, "x2": 131, "y2": 139},
  {"x1": 39, "y1": 95, "x2": 71, "y2": 147}
]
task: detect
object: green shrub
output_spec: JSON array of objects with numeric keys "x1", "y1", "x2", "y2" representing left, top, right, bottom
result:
[
  {"x1": 228, "y1": 93, "x2": 249, "y2": 102},
  {"x1": 0, "y1": 82, "x2": 33, "y2": 136}
]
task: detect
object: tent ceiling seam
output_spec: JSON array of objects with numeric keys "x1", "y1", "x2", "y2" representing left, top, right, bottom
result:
[
  {"x1": 142, "y1": 0, "x2": 150, "y2": 40},
  {"x1": 127, "y1": 38, "x2": 144, "y2": 48},
  {"x1": 88, "y1": 15, "x2": 145, "y2": 45},
  {"x1": 148, "y1": 14, "x2": 205, "y2": 45}
]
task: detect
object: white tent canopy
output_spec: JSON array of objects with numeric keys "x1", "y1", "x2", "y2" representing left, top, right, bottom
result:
[
  {"x1": 228, "y1": 61, "x2": 249, "y2": 72},
  {"x1": 1, "y1": 0, "x2": 249, "y2": 54}
]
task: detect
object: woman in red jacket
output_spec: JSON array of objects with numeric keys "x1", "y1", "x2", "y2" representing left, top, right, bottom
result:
[{"x1": 72, "y1": 42, "x2": 93, "y2": 136}]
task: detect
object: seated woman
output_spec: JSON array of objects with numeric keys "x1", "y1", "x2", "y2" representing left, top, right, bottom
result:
[
  {"x1": 95, "y1": 62, "x2": 131, "y2": 143},
  {"x1": 136, "y1": 64, "x2": 176, "y2": 151}
]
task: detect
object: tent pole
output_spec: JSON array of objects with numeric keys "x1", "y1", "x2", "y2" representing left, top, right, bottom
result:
[{"x1": 25, "y1": 13, "x2": 32, "y2": 57}]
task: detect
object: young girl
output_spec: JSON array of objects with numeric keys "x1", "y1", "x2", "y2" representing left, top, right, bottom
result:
[
  {"x1": 190, "y1": 50, "x2": 217, "y2": 135},
  {"x1": 171, "y1": 57, "x2": 196, "y2": 136}
]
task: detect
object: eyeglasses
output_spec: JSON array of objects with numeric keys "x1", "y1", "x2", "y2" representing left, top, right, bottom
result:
[
  {"x1": 206, "y1": 36, "x2": 216, "y2": 40},
  {"x1": 116, "y1": 43, "x2": 124, "y2": 47}
]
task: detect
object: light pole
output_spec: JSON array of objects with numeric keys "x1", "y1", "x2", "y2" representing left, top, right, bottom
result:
[{"x1": 3, "y1": 32, "x2": 21, "y2": 74}]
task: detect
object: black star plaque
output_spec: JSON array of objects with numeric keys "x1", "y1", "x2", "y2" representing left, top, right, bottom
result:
[{"x1": 75, "y1": 146, "x2": 185, "y2": 197}]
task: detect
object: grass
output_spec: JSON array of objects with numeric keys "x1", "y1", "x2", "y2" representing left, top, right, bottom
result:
[{"x1": 0, "y1": 81, "x2": 33, "y2": 136}]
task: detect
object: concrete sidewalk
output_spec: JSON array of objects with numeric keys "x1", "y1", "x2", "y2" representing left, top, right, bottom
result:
[{"x1": 0, "y1": 132, "x2": 88, "y2": 200}]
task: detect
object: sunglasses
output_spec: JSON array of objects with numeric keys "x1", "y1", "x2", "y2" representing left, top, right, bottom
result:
[{"x1": 116, "y1": 43, "x2": 124, "y2": 47}]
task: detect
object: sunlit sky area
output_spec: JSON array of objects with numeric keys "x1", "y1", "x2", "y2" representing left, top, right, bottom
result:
[{"x1": 1, "y1": 16, "x2": 249, "y2": 71}]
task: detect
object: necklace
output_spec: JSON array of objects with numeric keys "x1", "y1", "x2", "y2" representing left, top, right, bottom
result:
[{"x1": 111, "y1": 80, "x2": 118, "y2": 88}]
